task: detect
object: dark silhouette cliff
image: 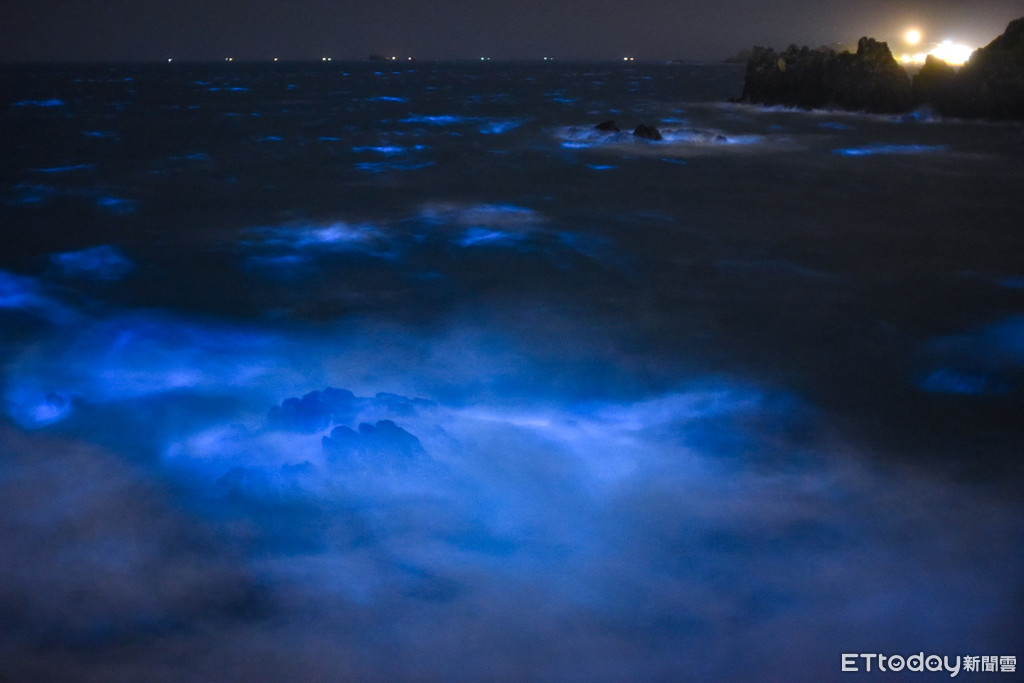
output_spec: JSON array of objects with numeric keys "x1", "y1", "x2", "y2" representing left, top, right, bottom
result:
[
  {"x1": 737, "y1": 18, "x2": 1024, "y2": 120},
  {"x1": 925, "y1": 17, "x2": 1024, "y2": 119},
  {"x1": 739, "y1": 37, "x2": 912, "y2": 114}
]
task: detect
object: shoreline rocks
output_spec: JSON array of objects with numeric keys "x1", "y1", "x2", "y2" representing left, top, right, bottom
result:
[
  {"x1": 736, "y1": 17, "x2": 1024, "y2": 120},
  {"x1": 738, "y1": 37, "x2": 912, "y2": 114},
  {"x1": 631, "y1": 123, "x2": 663, "y2": 140},
  {"x1": 930, "y1": 17, "x2": 1024, "y2": 119},
  {"x1": 592, "y1": 120, "x2": 664, "y2": 141}
]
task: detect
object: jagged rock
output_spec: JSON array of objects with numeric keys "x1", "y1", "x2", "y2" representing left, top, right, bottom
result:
[
  {"x1": 934, "y1": 17, "x2": 1024, "y2": 119},
  {"x1": 739, "y1": 18, "x2": 1024, "y2": 120},
  {"x1": 739, "y1": 37, "x2": 912, "y2": 113},
  {"x1": 912, "y1": 55, "x2": 958, "y2": 109},
  {"x1": 632, "y1": 123, "x2": 663, "y2": 140},
  {"x1": 595, "y1": 119, "x2": 620, "y2": 132},
  {"x1": 740, "y1": 44, "x2": 834, "y2": 109},
  {"x1": 829, "y1": 38, "x2": 914, "y2": 113}
]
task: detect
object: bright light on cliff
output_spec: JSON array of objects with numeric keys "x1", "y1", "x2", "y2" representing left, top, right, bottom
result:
[
  {"x1": 897, "y1": 39, "x2": 974, "y2": 66},
  {"x1": 932, "y1": 40, "x2": 973, "y2": 65}
]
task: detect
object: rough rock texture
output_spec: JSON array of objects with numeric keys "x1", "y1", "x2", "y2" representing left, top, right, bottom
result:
[
  {"x1": 632, "y1": 123, "x2": 663, "y2": 140},
  {"x1": 924, "y1": 17, "x2": 1024, "y2": 119},
  {"x1": 912, "y1": 55, "x2": 958, "y2": 110},
  {"x1": 738, "y1": 18, "x2": 1024, "y2": 120},
  {"x1": 739, "y1": 37, "x2": 912, "y2": 113},
  {"x1": 830, "y1": 38, "x2": 915, "y2": 113}
]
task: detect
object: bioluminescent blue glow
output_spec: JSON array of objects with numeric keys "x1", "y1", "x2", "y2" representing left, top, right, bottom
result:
[
  {"x1": 50, "y1": 245, "x2": 135, "y2": 280},
  {"x1": 833, "y1": 144, "x2": 947, "y2": 156},
  {"x1": 4, "y1": 310, "x2": 287, "y2": 428},
  {"x1": 354, "y1": 160, "x2": 435, "y2": 173},
  {"x1": 556, "y1": 124, "x2": 757, "y2": 153},
  {"x1": 13, "y1": 99, "x2": 65, "y2": 107},
  {"x1": 246, "y1": 222, "x2": 382, "y2": 253},
  {"x1": 479, "y1": 119, "x2": 525, "y2": 134},
  {"x1": 34, "y1": 164, "x2": 95, "y2": 174},
  {"x1": 352, "y1": 145, "x2": 409, "y2": 156},
  {"x1": 457, "y1": 227, "x2": 528, "y2": 247},
  {"x1": 999, "y1": 275, "x2": 1024, "y2": 290},
  {"x1": 0, "y1": 270, "x2": 48, "y2": 311},
  {"x1": 7, "y1": 183, "x2": 57, "y2": 205},
  {"x1": 919, "y1": 369, "x2": 1009, "y2": 396},
  {"x1": 2, "y1": 60, "x2": 1020, "y2": 682},
  {"x1": 0, "y1": 269, "x2": 77, "y2": 324},
  {"x1": 659, "y1": 128, "x2": 729, "y2": 144},
  {"x1": 96, "y1": 196, "x2": 136, "y2": 213},
  {"x1": 401, "y1": 114, "x2": 470, "y2": 126},
  {"x1": 916, "y1": 315, "x2": 1024, "y2": 395}
]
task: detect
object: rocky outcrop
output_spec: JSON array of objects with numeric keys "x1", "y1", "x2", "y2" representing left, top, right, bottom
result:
[
  {"x1": 831, "y1": 38, "x2": 915, "y2": 113},
  {"x1": 739, "y1": 37, "x2": 912, "y2": 113},
  {"x1": 738, "y1": 18, "x2": 1024, "y2": 120},
  {"x1": 592, "y1": 120, "x2": 664, "y2": 140},
  {"x1": 632, "y1": 123, "x2": 663, "y2": 140},
  {"x1": 912, "y1": 55, "x2": 957, "y2": 109},
  {"x1": 920, "y1": 17, "x2": 1024, "y2": 119}
]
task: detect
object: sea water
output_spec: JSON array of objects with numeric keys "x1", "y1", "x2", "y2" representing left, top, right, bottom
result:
[{"x1": 1, "y1": 61, "x2": 1022, "y2": 679}]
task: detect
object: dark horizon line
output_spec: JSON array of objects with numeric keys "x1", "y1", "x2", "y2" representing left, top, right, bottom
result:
[{"x1": 1, "y1": 56, "x2": 742, "y2": 66}]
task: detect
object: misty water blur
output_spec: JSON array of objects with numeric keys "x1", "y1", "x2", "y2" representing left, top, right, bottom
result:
[{"x1": 1, "y1": 61, "x2": 1022, "y2": 680}]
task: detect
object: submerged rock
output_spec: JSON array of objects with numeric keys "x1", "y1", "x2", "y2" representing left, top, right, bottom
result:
[
  {"x1": 595, "y1": 119, "x2": 621, "y2": 132},
  {"x1": 322, "y1": 419, "x2": 427, "y2": 470},
  {"x1": 632, "y1": 123, "x2": 663, "y2": 140}
]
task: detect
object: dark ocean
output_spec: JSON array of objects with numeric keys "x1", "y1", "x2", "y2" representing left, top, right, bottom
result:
[{"x1": 2, "y1": 61, "x2": 1022, "y2": 680}]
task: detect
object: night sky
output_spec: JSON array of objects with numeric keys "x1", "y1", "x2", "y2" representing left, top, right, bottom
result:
[{"x1": 3, "y1": 0, "x2": 1022, "y2": 62}]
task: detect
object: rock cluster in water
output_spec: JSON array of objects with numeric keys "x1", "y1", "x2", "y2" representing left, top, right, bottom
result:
[
  {"x1": 737, "y1": 17, "x2": 1024, "y2": 120},
  {"x1": 593, "y1": 120, "x2": 664, "y2": 140}
]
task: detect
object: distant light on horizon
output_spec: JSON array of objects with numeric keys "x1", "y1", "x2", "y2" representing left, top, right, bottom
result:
[
  {"x1": 931, "y1": 40, "x2": 974, "y2": 65},
  {"x1": 905, "y1": 28, "x2": 922, "y2": 45},
  {"x1": 898, "y1": 38, "x2": 975, "y2": 66}
]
